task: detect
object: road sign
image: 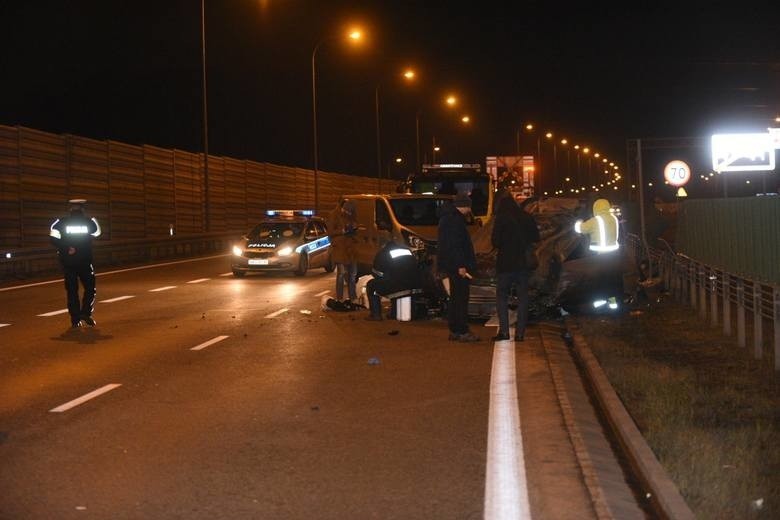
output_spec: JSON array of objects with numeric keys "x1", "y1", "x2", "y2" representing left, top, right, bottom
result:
[
  {"x1": 664, "y1": 160, "x2": 691, "y2": 186},
  {"x1": 711, "y1": 132, "x2": 776, "y2": 172}
]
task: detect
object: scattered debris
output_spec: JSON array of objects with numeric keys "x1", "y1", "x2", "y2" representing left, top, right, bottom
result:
[
  {"x1": 75, "y1": 506, "x2": 87, "y2": 511},
  {"x1": 368, "y1": 357, "x2": 381, "y2": 365},
  {"x1": 231, "y1": 315, "x2": 236, "y2": 318},
  {"x1": 388, "y1": 330, "x2": 399, "y2": 336},
  {"x1": 751, "y1": 498, "x2": 764, "y2": 510},
  {"x1": 310, "y1": 405, "x2": 319, "y2": 411},
  {"x1": 300, "y1": 309, "x2": 312, "y2": 315},
  {"x1": 201, "y1": 313, "x2": 206, "y2": 319}
]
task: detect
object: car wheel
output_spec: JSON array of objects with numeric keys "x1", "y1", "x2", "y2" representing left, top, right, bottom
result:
[
  {"x1": 324, "y1": 253, "x2": 335, "y2": 273},
  {"x1": 232, "y1": 270, "x2": 245, "y2": 278},
  {"x1": 294, "y1": 254, "x2": 308, "y2": 276}
]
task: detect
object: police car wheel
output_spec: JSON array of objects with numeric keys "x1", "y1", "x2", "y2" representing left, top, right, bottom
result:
[
  {"x1": 294, "y1": 254, "x2": 308, "y2": 276},
  {"x1": 232, "y1": 270, "x2": 245, "y2": 278},
  {"x1": 323, "y1": 254, "x2": 335, "y2": 273}
]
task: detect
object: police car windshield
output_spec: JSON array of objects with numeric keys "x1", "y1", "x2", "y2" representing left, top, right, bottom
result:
[
  {"x1": 248, "y1": 222, "x2": 304, "y2": 239},
  {"x1": 389, "y1": 198, "x2": 450, "y2": 226}
]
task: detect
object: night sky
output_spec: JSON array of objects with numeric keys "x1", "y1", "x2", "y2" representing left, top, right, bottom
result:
[{"x1": 2, "y1": 1, "x2": 778, "y2": 191}]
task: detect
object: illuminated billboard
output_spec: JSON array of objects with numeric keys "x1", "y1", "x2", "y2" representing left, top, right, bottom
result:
[{"x1": 711, "y1": 132, "x2": 776, "y2": 172}]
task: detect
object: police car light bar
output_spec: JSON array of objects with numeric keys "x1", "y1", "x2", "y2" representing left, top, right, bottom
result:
[{"x1": 265, "y1": 209, "x2": 315, "y2": 217}]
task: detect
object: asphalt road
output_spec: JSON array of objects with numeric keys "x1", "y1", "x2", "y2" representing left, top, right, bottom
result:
[{"x1": 0, "y1": 255, "x2": 498, "y2": 519}]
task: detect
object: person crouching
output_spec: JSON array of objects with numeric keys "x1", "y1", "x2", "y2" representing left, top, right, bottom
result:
[{"x1": 364, "y1": 240, "x2": 423, "y2": 321}]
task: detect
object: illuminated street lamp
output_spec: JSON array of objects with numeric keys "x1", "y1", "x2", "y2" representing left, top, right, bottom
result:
[
  {"x1": 401, "y1": 68, "x2": 421, "y2": 171},
  {"x1": 200, "y1": 0, "x2": 210, "y2": 231},
  {"x1": 311, "y1": 27, "x2": 363, "y2": 211}
]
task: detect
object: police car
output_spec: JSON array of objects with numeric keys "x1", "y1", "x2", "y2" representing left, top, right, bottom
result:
[{"x1": 231, "y1": 210, "x2": 333, "y2": 277}]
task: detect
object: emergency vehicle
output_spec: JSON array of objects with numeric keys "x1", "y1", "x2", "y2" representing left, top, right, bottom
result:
[{"x1": 231, "y1": 210, "x2": 333, "y2": 277}]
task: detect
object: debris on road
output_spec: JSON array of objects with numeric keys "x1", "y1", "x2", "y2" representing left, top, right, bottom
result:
[{"x1": 367, "y1": 357, "x2": 380, "y2": 365}]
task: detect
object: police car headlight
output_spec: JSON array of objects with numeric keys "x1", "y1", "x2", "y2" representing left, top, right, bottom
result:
[
  {"x1": 277, "y1": 246, "x2": 293, "y2": 257},
  {"x1": 232, "y1": 245, "x2": 244, "y2": 256}
]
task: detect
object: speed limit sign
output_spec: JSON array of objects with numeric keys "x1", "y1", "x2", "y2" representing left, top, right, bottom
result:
[{"x1": 664, "y1": 160, "x2": 691, "y2": 186}]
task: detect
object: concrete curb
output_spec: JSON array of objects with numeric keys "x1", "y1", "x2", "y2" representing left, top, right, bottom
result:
[{"x1": 564, "y1": 316, "x2": 696, "y2": 520}]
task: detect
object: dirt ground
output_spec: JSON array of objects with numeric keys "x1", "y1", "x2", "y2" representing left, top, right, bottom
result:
[{"x1": 571, "y1": 293, "x2": 779, "y2": 519}]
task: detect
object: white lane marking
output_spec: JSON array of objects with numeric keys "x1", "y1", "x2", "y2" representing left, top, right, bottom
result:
[
  {"x1": 187, "y1": 278, "x2": 210, "y2": 284},
  {"x1": 314, "y1": 290, "x2": 330, "y2": 297},
  {"x1": 50, "y1": 384, "x2": 122, "y2": 413},
  {"x1": 0, "y1": 254, "x2": 230, "y2": 292},
  {"x1": 265, "y1": 308, "x2": 289, "y2": 318},
  {"x1": 484, "y1": 339, "x2": 532, "y2": 520},
  {"x1": 219, "y1": 272, "x2": 233, "y2": 277},
  {"x1": 0, "y1": 323, "x2": 10, "y2": 328},
  {"x1": 149, "y1": 286, "x2": 177, "y2": 292},
  {"x1": 190, "y1": 335, "x2": 229, "y2": 351},
  {"x1": 38, "y1": 308, "x2": 69, "y2": 317},
  {"x1": 100, "y1": 295, "x2": 135, "y2": 303}
]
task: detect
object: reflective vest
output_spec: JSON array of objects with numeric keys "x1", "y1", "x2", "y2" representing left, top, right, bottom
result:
[{"x1": 574, "y1": 199, "x2": 619, "y2": 253}]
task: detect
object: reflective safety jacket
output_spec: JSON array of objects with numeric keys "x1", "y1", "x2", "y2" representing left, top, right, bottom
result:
[
  {"x1": 50, "y1": 212, "x2": 101, "y2": 266},
  {"x1": 574, "y1": 198, "x2": 619, "y2": 253}
]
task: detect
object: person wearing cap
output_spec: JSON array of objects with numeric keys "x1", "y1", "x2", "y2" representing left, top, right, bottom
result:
[
  {"x1": 49, "y1": 199, "x2": 102, "y2": 328},
  {"x1": 326, "y1": 199, "x2": 359, "y2": 309},
  {"x1": 436, "y1": 192, "x2": 479, "y2": 342}
]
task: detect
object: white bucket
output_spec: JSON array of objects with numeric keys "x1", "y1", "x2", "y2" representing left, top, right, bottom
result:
[{"x1": 396, "y1": 296, "x2": 412, "y2": 321}]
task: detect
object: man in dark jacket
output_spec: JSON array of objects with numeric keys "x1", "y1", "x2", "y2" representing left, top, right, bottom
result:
[
  {"x1": 364, "y1": 240, "x2": 423, "y2": 321},
  {"x1": 491, "y1": 195, "x2": 540, "y2": 341},
  {"x1": 49, "y1": 199, "x2": 102, "y2": 328},
  {"x1": 437, "y1": 193, "x2": 479, "y2": 342}
]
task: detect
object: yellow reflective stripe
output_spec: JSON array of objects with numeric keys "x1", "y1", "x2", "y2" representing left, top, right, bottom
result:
[{"x1": 91, "y1": 218, "x2": 102, "y2": 237}]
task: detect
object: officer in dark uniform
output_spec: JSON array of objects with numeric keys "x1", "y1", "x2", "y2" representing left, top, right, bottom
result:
[
  {"x1": 364, "y1": 240, "x2": 423, "y2": 321},
  {"x1": 49, "y1": 199, "x2": 102, "y2": 328}
]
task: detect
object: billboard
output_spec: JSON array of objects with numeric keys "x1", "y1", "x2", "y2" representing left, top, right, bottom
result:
[{"x1": 711, "y1": 132, "x2": 777, "y2": 172}]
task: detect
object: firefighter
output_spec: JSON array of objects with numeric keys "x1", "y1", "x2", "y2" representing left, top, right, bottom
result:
[
  {"x1": 574, "y1": 198, "x2": 620, "y2": 253},
  {"x1": 364, "y1": 240, "x2": 423, "y2": 321},
  {"x1": 49, "y1": 199, "x2": 102, "y2": 328}
]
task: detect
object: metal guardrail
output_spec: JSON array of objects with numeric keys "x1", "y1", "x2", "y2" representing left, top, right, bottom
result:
[{"x1": 627, "y1": 234, "x2": 780, "y2": 371}]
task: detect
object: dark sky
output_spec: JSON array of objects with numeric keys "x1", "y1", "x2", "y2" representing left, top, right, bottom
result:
[{"x1": 1, "y1": 1, "x2": 778, "y2": 188}]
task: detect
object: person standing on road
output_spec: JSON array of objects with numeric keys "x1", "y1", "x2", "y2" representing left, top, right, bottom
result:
[
  {"x1": 49, "y1": 199, "x2": 102, "y2": 328},
  {"x1": 491, "y1": 194, "x2": 540, "y2": 342},
  {"x1": 574, "y1": 197, "x2": 623, "y2": 308},
  {"x1": 437, "y1": 193, "x2": 480, "y2": 342},
  {"x1": 326, "y1": 199, "x2": 359, "y2": 309}
]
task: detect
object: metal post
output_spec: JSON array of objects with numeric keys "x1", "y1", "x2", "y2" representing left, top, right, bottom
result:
[
  {"x1": 723, "y1": 273, "x2": 732, "y2": 336},
  {"x1": 753, "y1": 283, "x2": 763, "y2": 359},
  {"x1": 415, "y1": 110, "x2": 421, "y2": 174},
  {"x1": 689, "y1": 263, "x2": 697, "y2": 308},
  {"x1": 635, "y1": 139, "x2": 652, "y2": 281},
  {"x1": 737, "y1": 280, "x2": 746, "y2": 348},
  {"x1": 201, "y1": 0, "x2": 210, "y2": 231},
  {"x1": 710, "y1": 270, "x2": 718, "y2": 327},
  {"x1": 375, "y1": 84, "x2": 382, "y2": 192},
  {"x1": 773, "y1": 287, "x2": 780, "y2": 372},
  {"x1": 699, "y1": 267, "x2": 707, "y2": 320}
]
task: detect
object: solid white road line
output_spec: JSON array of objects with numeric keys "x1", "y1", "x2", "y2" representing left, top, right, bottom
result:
[
  {"x1": 149, "y1": 286, "x2": 177, "y2": 292},
  {"x1": 0, "y1": 254, "x2": 231, "y2": 292},
  {"x1": 314, "y1": 290, "x2": 330, "y2": 297},
  {"x1": 187, "y1": 278, "x2": 210, "y2": 284},
  {"x1": 37, "y1": 309, "x2": 69, "y2": 317},
  {"x1": 484, "y1": 339, "x2": 532, "y2": 520},
  {"x1": 0, "y1": 323, "x2": 10, "y2": 328},
  {"x1": 264, "y1": 308, "x2": 289, "y2": 318},
  {"x1": 100, "y1": 295, "x2": 135, "y2": 303},
  {"x1": 50, "y1": 384, "x2": 122, "y2": 413},
  {"x1": 190, "y1": 335, "x2": 229, "y2": 351}
]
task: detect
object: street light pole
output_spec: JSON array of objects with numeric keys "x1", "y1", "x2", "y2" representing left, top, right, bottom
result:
[
  {"x1": 415, "y1": 109, "x2": 421, "y2": 174},
  {"x1": 375, "y1": 84, "x2": 382, "y2": 192},
  {"x1": 311, "y1": 39, "x2": 325, "y2": 212},
  {"x1": 200, "y1": 0, "x2": 210, "y2": 231}
]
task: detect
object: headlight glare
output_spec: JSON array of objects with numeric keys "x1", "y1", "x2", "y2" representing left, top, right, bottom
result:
[
  {"x1": 232, "y1": 245, "x2": 243, "y2": 256},
  {"x1": 277, "y1": 246, "x2": 293, "y2": 257}
]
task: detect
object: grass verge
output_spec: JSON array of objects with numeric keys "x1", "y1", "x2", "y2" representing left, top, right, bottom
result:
[{"x1": 574, "y1": 296, "x2": 779, "y2": 519}]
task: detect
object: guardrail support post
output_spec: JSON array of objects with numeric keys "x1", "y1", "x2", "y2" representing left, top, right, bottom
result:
[
  {"x1": 737, "y1": 280, "x2": 746, "y2": 348},
  {"x1": 753, "y1": 284, "x2": 763, "y2": 360},
  {"x1": 774, "y1": 287, "x2": 779, "y2": 372},
  {"x1": 689, "y1": 263, "x2": 697, "y2": 308},
  {"x1": 723, "y1": 273, "x2": 731, "y2": 336},
  {"x1": 710, "y1": 271, "x2": 718, "y2": 327},
  {"x1": 699, "y1": 267, "x2": 707, "y2": 320}
]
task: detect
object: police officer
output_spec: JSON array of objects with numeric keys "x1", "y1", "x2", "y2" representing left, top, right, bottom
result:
[
  {"x1": 364, "y1": 240, "x2": 423, "y2": 321},
  {"x1": 49, "y1": 199, "x2": 102, "y2": 328}
]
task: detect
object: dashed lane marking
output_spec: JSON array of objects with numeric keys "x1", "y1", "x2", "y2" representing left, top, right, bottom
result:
[
  {"x1": 149, "y1": 286, "x2": 177, "y2": 292},
  {"x1": 37, "y1": 309, "x2": 69, "y2": 317},
  {"x1": 50, "y1": 384, "x2": 122, "y2": 413},
  {"x1": 264, "y1": 308, "x2": 289, "y2": 318},
  {"x1": 484, "y1": 334, "x2": 532, "y2": 519},
  {"x1": 0, "y1": 323, "x2": 10, "y2": 328},
  {"x1": 314, "y1": 290, "x2": 330, "y2": 296},
  {"x1": 186, "y1": 278, "x2": 210, "y2": 284},
  {"x1": 190, "y1": 335, "x2": 230, "y2": 351},
  {"x1": 100, "y1": 295, "x2": 135, "y2": 303},
  {"x1": 219, "y1": 272, "x2": 233, "y2": 277}
]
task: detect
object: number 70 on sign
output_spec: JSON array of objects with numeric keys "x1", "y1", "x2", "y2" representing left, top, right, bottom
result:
[{"x1": 664, "y1": 160, "x2": 691, "y2": 187}]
